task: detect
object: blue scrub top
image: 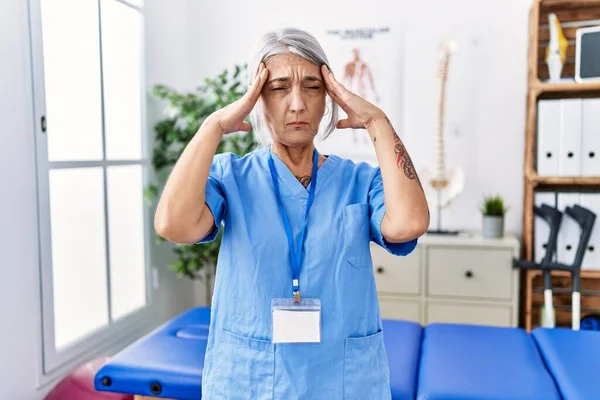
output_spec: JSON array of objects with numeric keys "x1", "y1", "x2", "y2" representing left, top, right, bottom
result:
[{"x1": 199, "y1": 145, "x2": 418, "y2": 399}]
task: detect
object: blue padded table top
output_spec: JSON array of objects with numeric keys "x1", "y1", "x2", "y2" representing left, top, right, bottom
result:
[
  {"x1": 95, "y1": 306, "x2": 423, "y2": 399},
  {"x1": 532, "y1": 327, "x2": 600, "y2": 400},
  {"x1": 95, "y1": 307, "x2": 210, "y2": 400},
  {"x1": 416, "y1": 323, "x2": 561, "y2": 400},
  {"x1": 382, "y1": 319, "x2": 423, "y2": 400}
]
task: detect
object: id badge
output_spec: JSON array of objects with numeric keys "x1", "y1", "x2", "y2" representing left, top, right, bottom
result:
[{"x1": 271, "y1": 298, "x2": 321, "y2": 344}]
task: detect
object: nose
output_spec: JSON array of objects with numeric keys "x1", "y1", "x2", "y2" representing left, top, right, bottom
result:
[{"x1": 288, "y1": 86, "x2": 306, "y2": 114}]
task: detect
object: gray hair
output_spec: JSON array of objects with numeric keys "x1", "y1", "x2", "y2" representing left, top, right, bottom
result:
[{"x1": 246, "y1": 27, "x2": 339, "y2": 146}]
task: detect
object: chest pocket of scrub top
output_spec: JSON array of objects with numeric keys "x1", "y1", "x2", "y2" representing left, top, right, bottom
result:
[
  {"x1": 209, "y1": 328, "x2": 274, "y2": 400},
  {"x1": 343, "y1": 203, "x2": 372, "y2": 268},
  {"x1": 344, "y1": 330, "x2": 392, "y2": 399}
]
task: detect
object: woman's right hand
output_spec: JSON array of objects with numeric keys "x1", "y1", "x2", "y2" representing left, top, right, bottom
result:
[{"x1": 208, "y1": 62, "x2": 269, "y2": 135}]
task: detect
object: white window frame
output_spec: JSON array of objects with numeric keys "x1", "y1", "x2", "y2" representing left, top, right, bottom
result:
[{"x1": 27, "y1": 0, "x2": 154, "y2": 381}]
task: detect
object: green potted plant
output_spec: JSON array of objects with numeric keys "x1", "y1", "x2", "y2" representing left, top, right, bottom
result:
[
  {"x1": 145, "y1": 64, "x2": 259, "y2": 304},
  {"x1": 480, "y1": 194, "x2": 509, "y2": 239}
]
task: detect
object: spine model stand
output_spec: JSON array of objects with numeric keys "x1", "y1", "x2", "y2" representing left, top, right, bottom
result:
[{"x1": 422, "y1": 39, "x2": 465, "y2": 235}]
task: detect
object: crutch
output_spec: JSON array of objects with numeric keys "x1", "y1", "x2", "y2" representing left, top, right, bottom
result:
[
  {"x1": 513, "y1": 203, "x2": 563, "y2": 327},
  {"x1": 557, "y1": 205, "x2": 596, "y2": 330}
]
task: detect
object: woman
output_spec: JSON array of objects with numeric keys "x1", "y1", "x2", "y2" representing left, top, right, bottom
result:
[{"x1": 154, "y1": 27, "x2": 429, "y2": 400}]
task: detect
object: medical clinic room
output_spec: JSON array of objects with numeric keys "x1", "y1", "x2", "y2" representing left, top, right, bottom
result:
[{"x1": 4, "y1": 0, "x2": 600, "y2": 398}]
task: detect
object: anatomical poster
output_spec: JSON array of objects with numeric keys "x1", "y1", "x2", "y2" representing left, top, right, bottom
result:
[{"x1": 315, "y1": 25, "x2": 405, "y2": 165}]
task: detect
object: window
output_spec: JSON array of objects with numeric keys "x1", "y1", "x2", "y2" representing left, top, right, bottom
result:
[{"x1": 28, "y1": 0, "x2": 150, "y2": 374}]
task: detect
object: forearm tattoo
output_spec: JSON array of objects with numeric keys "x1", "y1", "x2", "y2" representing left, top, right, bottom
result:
[
  {"x1": 382, "y1": 117, "x2": 429, "y2": 220},
  {"x1": 385, "y1": 117, "x2": 415, "y2": 177},
  {"x1": 395, "y1": 138, "x2": 415, "y2": 179},
  {"x1": 384, "y1": 117, "x2": 424, "y2": 189}
]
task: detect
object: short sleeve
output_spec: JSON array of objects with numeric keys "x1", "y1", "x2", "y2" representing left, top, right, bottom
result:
[
  {"x1": 196, "y1": 154, "x2": 227, "y2": 244},
  {"x1": 368, "y1": 168, "x2": 418, "y2": 256}
]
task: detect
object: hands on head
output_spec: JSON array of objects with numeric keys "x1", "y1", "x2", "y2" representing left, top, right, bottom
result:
[
  {"x1": 320, "y1": 64, "x2": 385, "y2": 130},
  {"x1": 209, "y1": 62, "x2": 270, "y2": 135},
  {"x1": 208, "y1": 61, "x2": 385, "y2": 136}
]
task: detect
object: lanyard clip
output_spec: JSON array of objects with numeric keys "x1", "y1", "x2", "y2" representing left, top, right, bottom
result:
[{"x1": 293, "y1": 278, "x2": 300, "y2": 303}]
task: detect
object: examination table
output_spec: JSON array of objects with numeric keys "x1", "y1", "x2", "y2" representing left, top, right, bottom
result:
[{"x1": 94, "y1": 306, "x2": 599, "y2": 399}]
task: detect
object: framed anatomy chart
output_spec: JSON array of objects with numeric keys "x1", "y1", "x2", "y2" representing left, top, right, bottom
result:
[{"x1": 315, "y1": 25, "x2": 405, "y2": 165}]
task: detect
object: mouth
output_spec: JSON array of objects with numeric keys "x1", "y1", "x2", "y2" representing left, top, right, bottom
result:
[{"x1": 287, "y1": 121, "x2": 309, "y2": 126}]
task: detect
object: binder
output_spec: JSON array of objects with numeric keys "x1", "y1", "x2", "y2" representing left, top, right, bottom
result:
[
  {"x1": 581, "y1": 99, "x2": 600, "y2": 177},
  {"x1": 581, "y1": 193, "x2": 600, "y2": 270},
  {"x1": 534, "y1": 192, "x2": 557, "y2": 264},
  {"x1": 537, "y1": 100, "x2": 561, "y2": 176},
  {"x1": 558, "y1": 99, "x2": 583, "y2": 176},
  {"x1": 557, "y1": 192, "x2": 582, "y2": 265}
]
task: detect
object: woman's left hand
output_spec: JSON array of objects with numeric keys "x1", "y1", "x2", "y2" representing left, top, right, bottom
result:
[{"x1": 321, "y1": 64, "x2": 385, "y2": 130}]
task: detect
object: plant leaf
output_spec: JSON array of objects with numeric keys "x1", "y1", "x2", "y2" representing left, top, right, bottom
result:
[{"x1": 147, "y1": 64, "x2": 256, "y2": 282}]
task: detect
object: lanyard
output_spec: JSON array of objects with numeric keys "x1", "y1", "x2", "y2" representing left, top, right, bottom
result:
[{"x1": 267, "y1": 147, "x2": 319, "y2": 302}]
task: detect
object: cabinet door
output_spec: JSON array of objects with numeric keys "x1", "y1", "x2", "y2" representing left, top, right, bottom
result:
[
  {"x1": 426, "y1": 302, "x2": 513, "y2": 327},
  {"x1": 379, "y1": 297, "x2": 421, "y2": 323},
  {"x1": 427, "y1": 247, "x2": 513, "y2": 300},
  {"x1": 371, "y1": 243, "x2": 420, "y2": 295}
]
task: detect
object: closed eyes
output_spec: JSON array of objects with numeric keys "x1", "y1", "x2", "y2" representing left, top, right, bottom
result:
[{"x1": 272, "y1": 86, "x2": 321, "y2": 91}]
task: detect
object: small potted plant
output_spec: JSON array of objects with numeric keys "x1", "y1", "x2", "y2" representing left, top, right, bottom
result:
[{"x1": 480, "y1": 194, "x2": 508, "y2": 239}]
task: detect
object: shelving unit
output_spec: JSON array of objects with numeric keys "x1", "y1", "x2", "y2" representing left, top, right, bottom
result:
[{"x1": 521, "y1": 0, "x2": 600, "y2": 331}]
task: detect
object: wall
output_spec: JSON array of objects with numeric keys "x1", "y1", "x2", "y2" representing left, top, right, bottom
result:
[
  {"x1": 0, "y1": 0, "x2": 197, "y2": 398},
  {"x1": 144, "y1": 0, "x2": 204, "y2": 327},
  {"x1": 190, "y1": 0, "x2": 532, "y2": 236}
]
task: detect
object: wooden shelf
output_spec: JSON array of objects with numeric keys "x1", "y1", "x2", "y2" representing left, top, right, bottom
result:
[
  {"x1": 528, "y1": 269, "x2": 600, "y2": 279},
  {"x1": 533, "y1": 81, "x2": 600, "y2": 99},
  {"x1": 540, "y1": 0, "x2": 600, "y2": 8},
  {"x1": 540, "y1": 0, "x2": 600, "y2": 10},
  {"x1": 531, "y1": 175, "x2": 600, "y2": 189},
  {"x1": 533, "y1": 286, "x2": 600, "y2": 295}
]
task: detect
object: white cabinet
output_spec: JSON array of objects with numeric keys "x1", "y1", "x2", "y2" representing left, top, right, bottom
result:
[
  {"x1": 427, "y1": 247, "x2": 514, "y2": 300},
  {"x1": 379, "y1": 298, "x2": 421, "y2": 323},
  {"x1": 426, "y1": 302, "x2": 513, "y2": 327},
  {"x1": 372, "y1": 243, "x2": 421, "y2": 295},
  {"x1": 371, "y1": 233, "x2": 521, "y2": 327}
]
